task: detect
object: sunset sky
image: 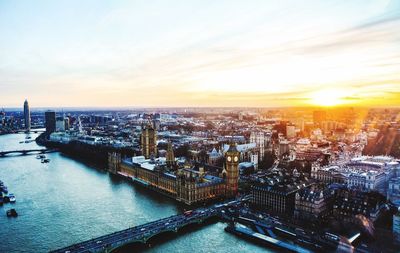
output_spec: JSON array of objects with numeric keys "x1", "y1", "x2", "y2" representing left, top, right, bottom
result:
[{"x1": 0, "y1": 0, "x2": 399, "y2": 107}]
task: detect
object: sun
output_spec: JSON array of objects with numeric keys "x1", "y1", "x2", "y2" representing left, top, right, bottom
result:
[{"x1": 310, "y1": 89, "x2": 346, "y2": 107}]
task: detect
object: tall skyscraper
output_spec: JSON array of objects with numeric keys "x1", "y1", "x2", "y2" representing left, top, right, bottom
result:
[
  {"x1": 141, "y1": 123, "x2": 157, "y2": 159},
  {"x1": 45, "y1": 111, "x2": 56, "y2": 134},
  {"x1": 225, "y1": 143, "x2": 240, "y2": 197},
  {"x1": 23, "y1": 99, "x2": 30, "y2": 130}
]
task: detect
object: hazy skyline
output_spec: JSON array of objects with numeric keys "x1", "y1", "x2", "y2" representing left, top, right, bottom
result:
[{"x1": 1, "y1": 0, "x2": 399, "y2": 107}]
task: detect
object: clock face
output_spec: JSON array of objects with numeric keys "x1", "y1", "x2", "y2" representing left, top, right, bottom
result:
[
  {"x1": 227, "y1": 156, "x2": 232, "y2": 162},
  {"x1": 234, "y1": 156, "x2": 238, "y2": 162}
]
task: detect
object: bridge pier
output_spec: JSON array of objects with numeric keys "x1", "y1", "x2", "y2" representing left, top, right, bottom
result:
[{"x1": 104, "y1": 247, "x2": 113, "y2": 253}]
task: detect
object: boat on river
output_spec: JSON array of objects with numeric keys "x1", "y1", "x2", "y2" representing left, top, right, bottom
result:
[
  {"x1": 41, "y1": 158, "x2": 50, "y2": 163},
  {"x1": 8, "y1": 193, "x2": 16, "y2": 203},
  {"x1": 36, "y1": 154, "x2": 46, "y2": 159},
  {"x1": 6, "y1": 209, "x2": 18, "y2": 217}
]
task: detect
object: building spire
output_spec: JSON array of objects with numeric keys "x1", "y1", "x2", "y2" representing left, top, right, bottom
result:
[{"x1": 166, "y1": 140, "x2": 175, "y2": 167}]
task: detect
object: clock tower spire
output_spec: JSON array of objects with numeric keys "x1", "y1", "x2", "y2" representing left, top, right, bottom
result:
[{"x1": 225, "y1": 143, "x2": 239, "y2": 197}]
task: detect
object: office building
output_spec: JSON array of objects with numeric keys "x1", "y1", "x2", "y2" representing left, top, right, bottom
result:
[
  {"x1": 45, "y1": 111, "x2": 56, "y2": 133},
  {"x1": 251, "y1": 175, "x2": 314, "y2": 216},
  {"x1": 23, "y1": 99, "x2": 30, "y2": 130},
  {"x1": 333, "y1": 188, "x2": 385, "y2": 222},
  {"x1": 56, "y1": 117, "x2": 65, "y2": 132},
  {"x1": 294, "y1": 186, "x2": 334, "y2": 221}
]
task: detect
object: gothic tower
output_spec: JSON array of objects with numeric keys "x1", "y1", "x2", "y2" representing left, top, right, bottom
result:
[
  {"x1": 141, "y1": 123, "x2": 157, "y2": 159},
  {"x1": 166, "y1": 141, "x2": 175, "y2": 167},
  {"x1": 108, "y1": 152, "x2": 121, "y2": 174},
  {"x1": 225, "y1": 143, "x2": 239, "y2": 197}
]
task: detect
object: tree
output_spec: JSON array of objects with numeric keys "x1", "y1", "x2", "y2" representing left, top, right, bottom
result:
[
  {"x1": 175, "y1": 144, "x2": 190, "y2": 159},
  {"x1": 198, "y1": 149, "x2": 207, "y2": 163}
]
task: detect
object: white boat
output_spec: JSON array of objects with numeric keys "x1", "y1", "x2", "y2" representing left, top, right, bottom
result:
[{"x1": 8, "y1": 194, "x2": 16, "y2": 203}]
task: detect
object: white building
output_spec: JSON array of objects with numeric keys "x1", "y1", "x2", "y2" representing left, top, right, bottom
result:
[
  {"x1": 250, "y1": 131, "x2": 265, "y2": 160},
  {"x1": 56, "y1": 118, "x2": 65, "y2": 132},
  {"x1": 49, "y1": 132, "x2": 75, "y2": 144},
  {"x1": 388, "y1": 177, "x2": 400, "y2": 202},
  {"x1": 286, "y1": 125, "x2": 296, "y2": 139},
  {"x1": 250, "y1": 154, "x2": 258, "y2": 170},
  {"x1": 313, "y1": 156, "x2": 400, "y2": 194},
  {"x1": 347, "y1": 171, "x2": 386, "y2": 191}
]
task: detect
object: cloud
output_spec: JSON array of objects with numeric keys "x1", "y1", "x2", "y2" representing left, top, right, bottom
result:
[{"x1": 0, "y1": 1, "x2": 399, "y2": 107}]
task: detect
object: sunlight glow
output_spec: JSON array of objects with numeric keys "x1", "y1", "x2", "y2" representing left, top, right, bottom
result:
[
  {"x1": 310, "y1": 89, "x2": 347, "y2": 107},
  {"x1": 0, "y1": 1, "x2": 399, "y2": 107}
]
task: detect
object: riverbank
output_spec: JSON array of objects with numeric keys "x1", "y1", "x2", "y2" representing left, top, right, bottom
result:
[
  {"x1": 0, "y1": 133, "x2": 267, "y2": 253},
  {"x1": 36, "y1": 132, "x2": 137, "y2": 166}
]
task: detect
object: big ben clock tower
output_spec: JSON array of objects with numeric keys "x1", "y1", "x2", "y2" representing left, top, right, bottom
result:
[{"x1": 225, "y1": 143, "x2": 240, "y2": 197}]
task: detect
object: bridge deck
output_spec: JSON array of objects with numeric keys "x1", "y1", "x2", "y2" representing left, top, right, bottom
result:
[
  {"x1": 0, "y1": 148, "x2": 56, "y2": 157},
  {"x1": 49, "y1": 206, "x2": 224, "y2": 253}
]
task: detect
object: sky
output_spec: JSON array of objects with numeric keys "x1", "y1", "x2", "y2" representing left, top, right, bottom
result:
[{"x1": 0, "y1": 0, "x2": 399, "y2": 108}]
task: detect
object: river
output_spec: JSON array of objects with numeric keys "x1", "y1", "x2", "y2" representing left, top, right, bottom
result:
[{"x1": 0, "y1": 133, "x2": 271, "y2": 253}]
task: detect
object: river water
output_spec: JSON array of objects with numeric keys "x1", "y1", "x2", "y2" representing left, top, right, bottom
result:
[{"x1": 0, "y1": 133, "x2": 271, "y2": 253}]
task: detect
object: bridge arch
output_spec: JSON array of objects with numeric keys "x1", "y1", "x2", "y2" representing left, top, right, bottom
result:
[
  {"x1": 107, "y1": 228, "x2": 179, "y2": 253},
  {"x1": 144, "y1": 227, "x2": 178, "y2": 242},
  {"x1": 107, "y1": 240, "x2": 146, "y2": 253}
]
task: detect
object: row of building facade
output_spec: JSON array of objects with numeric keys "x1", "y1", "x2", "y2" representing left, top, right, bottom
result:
[
  {"x1": 311, "y1": 156, "x2": 400, "y2": 194},
  {"x1": 108, "y1": 124, "x2": 240, "y2": 205},
  {"x1": 250, "y1": 175, "x2": 386, "y2": 224}
]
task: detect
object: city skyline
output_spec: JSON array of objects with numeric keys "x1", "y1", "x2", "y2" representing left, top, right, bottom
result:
[
  {"x1": 1, "y1": 0, "x2": 400, "y2": 107},
  {"x1": 2, "y1": 1, "x2": 400, "y2": 252}
]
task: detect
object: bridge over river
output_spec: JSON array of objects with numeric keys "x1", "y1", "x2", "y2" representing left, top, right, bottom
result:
[
  {"x1": 50, "y1": 201, "x2": 240, "y2": 253},
  {"x1": 0, "y1": 148, "x2": 57, "y2": 157},
  {"x1": 15, "y1": 129, "x2": 45, "y2": 134}
]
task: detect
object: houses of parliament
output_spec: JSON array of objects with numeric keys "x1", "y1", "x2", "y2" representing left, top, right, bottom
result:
[{"x1": 108, "y1": 123, "x2": 239, "y2": 205}]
